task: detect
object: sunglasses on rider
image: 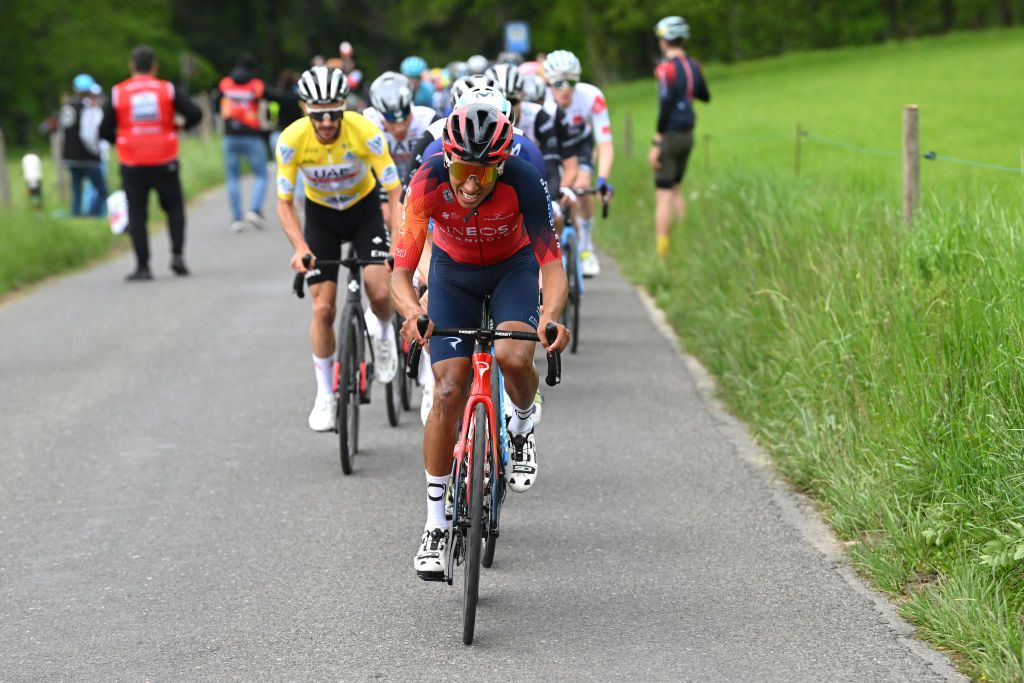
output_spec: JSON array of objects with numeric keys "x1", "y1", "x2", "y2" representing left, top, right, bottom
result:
[
  {"x1": 552, "y1": 79, "x2": 578, "y2": 90},
  {"x1": 382, "y1": 108, "x2": 412, "y2": 123},
  {"x1": 447, "y1": 158, "x2": 502, "y2": 185},
  {"x1": 308, "y1": 108, "x2": 344, "y2": 122}
]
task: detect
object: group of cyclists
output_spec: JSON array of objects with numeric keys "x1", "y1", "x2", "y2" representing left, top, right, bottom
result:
[{"x1": 274, "y1": 45, "x2": 618, "y2": 579}]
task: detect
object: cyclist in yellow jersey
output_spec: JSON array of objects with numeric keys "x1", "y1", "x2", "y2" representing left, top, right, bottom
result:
[{"x1": 276, "y1": 66, "x2": 403, "y2": 432}]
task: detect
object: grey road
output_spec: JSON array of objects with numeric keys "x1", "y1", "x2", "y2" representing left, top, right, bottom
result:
[{"x1": 0, "y1": 186, "x2": 963, "y2": 681}]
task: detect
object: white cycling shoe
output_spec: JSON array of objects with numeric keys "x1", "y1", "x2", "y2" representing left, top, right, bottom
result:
[
  {"x1": 371, "y1": 327, "x2": 398, "y2": 384},
  {"x1": 308, "y1": 393, "x2": 337, "y2": 432},
  {"x1": 414, "y1": 526, "x2": 449, "y2": 579},
  {"x1": 581, "y1": 250, "x2": 601, "y2": 278},
  {"x1": 507, "y1": 427, "x2": 538, "y2": 492}
]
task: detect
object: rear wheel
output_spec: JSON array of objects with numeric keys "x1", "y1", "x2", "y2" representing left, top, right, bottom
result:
[
  {"x1": 462, "y1": 403, "x2": 486, "y2": 645},
  {"x1": 561, "y1": 232, "x2": 581, "y2": 354},
  {"x1": 337, "y1": 308, "x2": 361, "y2": 474}
]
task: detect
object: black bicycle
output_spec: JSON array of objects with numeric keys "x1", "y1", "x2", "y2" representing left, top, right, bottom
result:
[
  {"x1": 558, "y1": 187, "x2": 610, "y2": 354},
  {"x1": 406, "y1": 305, "x2": 561, "y2": 644},
  {"x1": 293, "y1": 255, "x2": 400, "y2": 473}
]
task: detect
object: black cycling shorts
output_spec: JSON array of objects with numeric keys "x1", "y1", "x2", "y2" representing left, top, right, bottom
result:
[
  {"x1": 575, "y1": 138, "x2": 595, "y2": 175},
  {"x1": 304, "y1": 189, "x2": 390, "y2": 285},
  {"x1": 654, "y1": 130, "x2": 694, "y2": 189}
]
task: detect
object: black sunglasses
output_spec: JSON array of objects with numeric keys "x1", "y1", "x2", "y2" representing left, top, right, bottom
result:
[
  {"x1": 552, "y1": 79, "x2": 578, "y2": 90},
  {"x1": 308, "y1": 108, "x2": 344, "y2": 122}
]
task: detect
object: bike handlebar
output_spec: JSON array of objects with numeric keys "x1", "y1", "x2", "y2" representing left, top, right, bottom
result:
[
  {"x1": 292, "y1": 254, "x2": 394, "y2": 298},
  {"x1": 405, "y1": 315, "x2": 562, "y2": 387},
  {"x1": 572, "y1": 186, "x2": 611, "y2": 218}
]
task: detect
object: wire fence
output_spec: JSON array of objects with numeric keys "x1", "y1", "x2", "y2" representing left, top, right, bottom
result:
[{"x1": 700, "y1": 127, "x2": 1024, "y2": 175}]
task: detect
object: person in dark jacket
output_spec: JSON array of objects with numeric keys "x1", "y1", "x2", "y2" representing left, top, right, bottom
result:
[
  {"x1": 100, "y1": 45, "x2": 202, "y2": 281},
  {"x1": 650, "y1": 16, "x2": 710, "y2": 259},
  {"x1": 216, "y1": 54, "x2": 270, "y2": 232},
  {"x1": 61, "y1": 73, "x2": 108, "y2": 217}
]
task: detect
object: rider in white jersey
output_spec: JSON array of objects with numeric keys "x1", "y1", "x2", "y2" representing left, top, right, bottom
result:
[
  {"x1": 542, "y1": 50, "x2": 614, "y2": 277},
  {"x1": 362, "y1": 71, "x2": 438, "y2": 183}
]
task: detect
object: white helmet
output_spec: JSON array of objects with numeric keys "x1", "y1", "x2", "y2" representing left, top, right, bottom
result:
[
  {"x1": 466, "y1": 54, "x2": 490, "y2": 75},
  {"x1": 485, "y1": 63, "x2": 525, "y2": 100},
  {"x1": 456, "y1": 86, "x2": 513, "y2": 121},
  {"x1": 522, "y1": 74, "x2": 546, "y2": 104},
  {"x1": 298, "y1": 66, "x2": 349, "y2": 104},
  {"x1": 450, "y1": 75, "x2": 498, "y2": 109},
  {"x1": 369, "y1": 71, "x2": 414, "y2": 121},
  {"x1": 655, "y1": 16, "x2": 690, "y2": 41},
  {"x1": 543, "y1": 50, "x2": 581, "y2": 80}
]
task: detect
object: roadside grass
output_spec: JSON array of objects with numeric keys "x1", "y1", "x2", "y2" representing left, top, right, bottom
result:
[
  {"x1": 603, "y1": 27, "x2": 1024, "y2": 680},
  {"x1": 0, "y1": 136, "x2": 225, "y2": 293}
]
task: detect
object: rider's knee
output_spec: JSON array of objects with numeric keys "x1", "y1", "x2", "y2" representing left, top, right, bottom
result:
[
  {"x1": 311, "y1": 300, "x2": 336, "y2": 327},
  {"x1": 496, "y1": 346, "x2": 533, "y2": 378},
  {"x1": 434, "y1": 375, "x2": 468, "y2": 417}
]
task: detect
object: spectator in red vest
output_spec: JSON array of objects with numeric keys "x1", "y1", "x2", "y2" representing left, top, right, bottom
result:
[
  {"x1": 216, "y1": 54, "x2": 270, "y2": 232},
  {"x1": 100, "y1": 45, "x2": 202, "y2": 281}
]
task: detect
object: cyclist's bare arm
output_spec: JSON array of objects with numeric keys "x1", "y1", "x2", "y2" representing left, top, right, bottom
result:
[
  {"x1": 277, "y1": 197, "x2": 312, "y2": 271},
  {"x1": 596, "y1": 140, "x2": 614, "y2": 182}
]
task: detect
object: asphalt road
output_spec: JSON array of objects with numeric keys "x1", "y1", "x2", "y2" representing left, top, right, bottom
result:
[{"x1": 0, "y1": 185, "x2": 964, "y2": 681}]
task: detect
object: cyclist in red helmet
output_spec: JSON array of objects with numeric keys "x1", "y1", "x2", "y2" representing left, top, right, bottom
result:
[{"x1": 391, "y1": 103, "x2": 571, "y2": 578}]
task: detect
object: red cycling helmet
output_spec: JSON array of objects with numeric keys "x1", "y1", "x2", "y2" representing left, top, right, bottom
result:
[{"x1": 442, "y1": 103, "x2": 513, "y2": 166}]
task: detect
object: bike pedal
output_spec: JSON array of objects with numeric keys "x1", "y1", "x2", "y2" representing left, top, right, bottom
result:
[{"x1": 416, "y1": 570, "x2": 447, "y2": 583}]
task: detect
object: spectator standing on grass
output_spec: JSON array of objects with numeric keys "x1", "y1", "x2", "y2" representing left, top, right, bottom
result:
[
  {"x1": 216, "y1": 54, "x2": 270, "y2": 232},
  {"x1": 61, "y1": 73, "x2": 108, "y2": 217},
  {"x1": 650, "y1": 16, "x2": 710, "y2": 259},
  {"x1": 100, "y1": 45, "x2": 202, "y2": 281}
]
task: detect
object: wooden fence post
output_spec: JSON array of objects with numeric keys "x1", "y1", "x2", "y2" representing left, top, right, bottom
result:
[
  {"x1": 794, "y1": 123, "x2": 802, "y2": 176},
  {"x1": 198, "y1": 92, "x2": 214, "y2": 141},
  {"x1": 903, "y1": 105, "x2": 919, "y2": 228},
  {"x1": 50, "y1": 129, "x2": 66, "y2": 203},
  {"x1": 0, "y1": 127, "x2": 10, "y2": 209}
]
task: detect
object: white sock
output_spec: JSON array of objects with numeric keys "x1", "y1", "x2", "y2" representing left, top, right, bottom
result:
[
  {"x1": 578, "y1": 218, "x2": 593, "y2": 251},
  {"x1": 508, "y1": 402, "x2": 534, "y2": 435},
  {"x1": 425, "y1": 471, "x2": 451, "y2": 529},
  {"x1": 312, "y1": 354, "x2": 333, "y2": 396},
  {"x1": 418, "y1": 348, "x2": 433, "y2": 386}
]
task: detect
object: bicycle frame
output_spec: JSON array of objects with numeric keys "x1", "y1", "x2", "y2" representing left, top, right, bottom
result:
[{"x1": 448, "y1": 332, "x2": 502, "y2": 580}]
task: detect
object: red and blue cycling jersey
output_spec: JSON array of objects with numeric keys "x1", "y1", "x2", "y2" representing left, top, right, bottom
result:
[{"x1": 394, "y1": 153, "x2": 561, "y2": 269}]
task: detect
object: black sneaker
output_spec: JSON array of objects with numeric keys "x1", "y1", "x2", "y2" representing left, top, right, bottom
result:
[
  {"x1": 170, "y1": 255, "x2": 189, "y2": 276},
  {"x1": 125, "y1": 267, "x2": 153, "y2": 282}
]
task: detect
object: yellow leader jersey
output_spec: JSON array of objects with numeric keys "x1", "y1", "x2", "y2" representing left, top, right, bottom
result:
[{"x1": 275, "y1": 111, "x2": 401, "y2": 210}]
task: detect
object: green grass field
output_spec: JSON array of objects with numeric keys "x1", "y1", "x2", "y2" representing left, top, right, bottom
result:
[
  {"x1": 0, "y1": 136, "x2": 224, "y2": 293},
  {"x1": 602, "y1": 28, "x2": 1024, "y2": 680}
]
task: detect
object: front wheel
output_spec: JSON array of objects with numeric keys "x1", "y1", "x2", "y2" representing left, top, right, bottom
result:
[
  {"x1": 337, "y1": 308, "x2": 361, "y2": 474},
  {"x1": 463, "y1": 403, "x2": 487, "y2": 645}
]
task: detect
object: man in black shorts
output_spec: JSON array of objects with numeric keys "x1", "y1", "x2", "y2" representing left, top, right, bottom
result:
[
  {"x1": 650, "y1": 16, "x2": 710, "y2": 259},
  {"x1": 276, "y1": 66, "x2": 403, "y2": 432}
]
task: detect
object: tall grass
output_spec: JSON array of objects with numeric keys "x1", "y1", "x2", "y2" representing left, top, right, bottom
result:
[
  {"x1": 604, "y1": 28, "x2": 1024, "y2": 680},
  {"x1": 0, "y1": 136, "x2": 225, "y2": 294}
]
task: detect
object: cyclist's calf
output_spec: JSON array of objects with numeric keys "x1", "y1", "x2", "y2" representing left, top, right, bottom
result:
[{"x1": 495, "y1": 338, "x2": 538, "y2": 409}]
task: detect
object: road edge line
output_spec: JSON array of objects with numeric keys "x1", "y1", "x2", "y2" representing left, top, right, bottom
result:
[{"x1": 635, "y1": 285, "x2": 967, "y2": 682}]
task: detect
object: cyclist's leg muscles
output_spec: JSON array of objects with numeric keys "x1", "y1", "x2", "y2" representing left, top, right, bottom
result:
[
  {"x1": 350, "y1": 189, "x2": 393, "y2": 321},
  {"x1": 424, "y1": 358, "x2": 471, "y2": 476},
  {"x1": 492, "y1": 248, "x2": 541, "y2": 410},
  {"x1": 304, "y1": 200, "x2": 344, "y2": 357}
]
